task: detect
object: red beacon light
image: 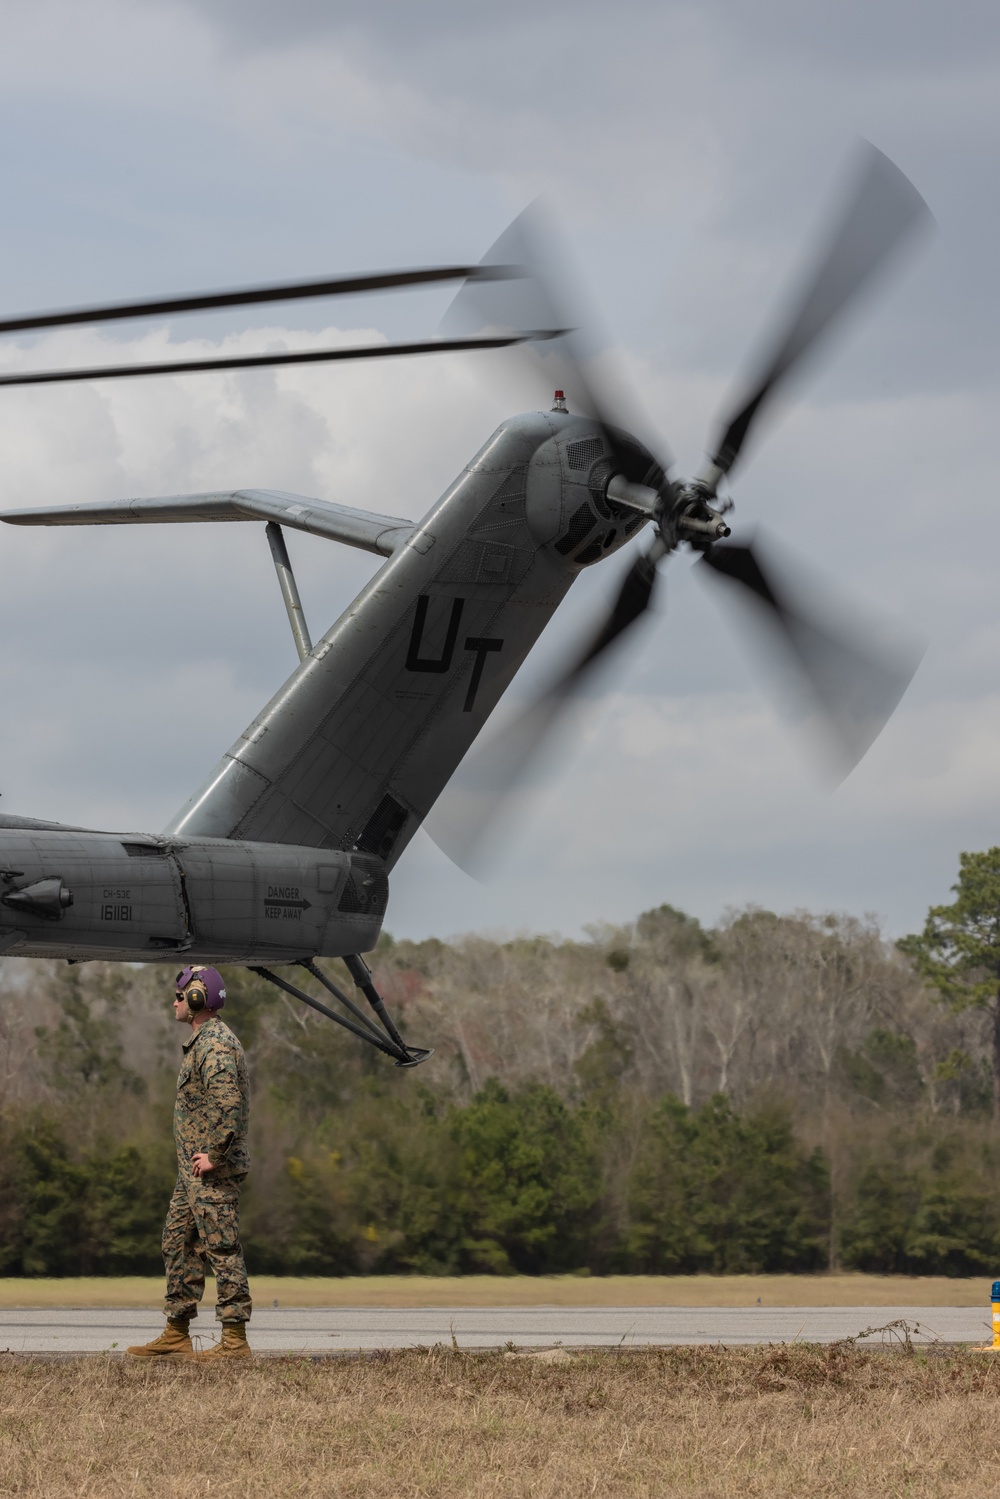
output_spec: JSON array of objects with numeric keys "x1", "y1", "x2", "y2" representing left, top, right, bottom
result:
[{"x1": 551, "y1": 389, "x2": 568, "y2": 413}]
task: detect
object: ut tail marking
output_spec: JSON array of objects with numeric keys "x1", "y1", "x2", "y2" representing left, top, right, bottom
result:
[
  {"x1": 463, "y1": 636, "x2": 503, "y2": 712},
  {"x1": 405, "y1": 595, "x2": 464, "y2": 673},
  {"x1": 404, "y1": 596, "x2": 504, "y2": 712}
]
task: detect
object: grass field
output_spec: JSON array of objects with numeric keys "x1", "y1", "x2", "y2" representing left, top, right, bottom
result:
[
  {"x1": 0, "y1": 1272, "x2": 989, "y2": 1308},
  {"x1": 3, "y1": 1345, "x2": 1000, "y2": 1497}
]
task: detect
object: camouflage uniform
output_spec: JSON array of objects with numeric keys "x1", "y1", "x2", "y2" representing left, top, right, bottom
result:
[{"x1": 163, "y1": 1016, "x2": 252, "y2": 1325}]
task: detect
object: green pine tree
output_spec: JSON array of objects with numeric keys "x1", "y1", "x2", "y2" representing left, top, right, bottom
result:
[{"x1": 900, "y1": 848, "x2": 1000, "y2": 1122}]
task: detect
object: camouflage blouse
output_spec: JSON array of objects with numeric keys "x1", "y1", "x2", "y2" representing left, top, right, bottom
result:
[{"x1": 173, "y1": 1017, "x2": 250, "y2": 1180}]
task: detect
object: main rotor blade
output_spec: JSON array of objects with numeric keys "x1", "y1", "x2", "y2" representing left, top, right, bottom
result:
[
  {"x1": 428, "y1": 550, "x2": 661, "y2": 873},
  {"x1": 0, "y1": 332, "x2": 553, "y2": 388},
  {"x1": 700, "y1": 536, "x2": 923, "y2": 775},
  {"x1": 706, "y1": 144, "x2": 931, "y2": 481},
  {"x1": 0, "y1": 265, "x2": 515, "y2": 337}
]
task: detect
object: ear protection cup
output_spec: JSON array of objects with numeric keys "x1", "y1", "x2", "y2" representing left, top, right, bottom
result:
[{"x1": 184, "y1": 979, "x2": 208, "y2": 1013}]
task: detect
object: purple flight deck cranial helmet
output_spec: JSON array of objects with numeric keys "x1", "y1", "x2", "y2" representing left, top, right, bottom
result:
[{"x1": 175, "y1": 964, "x2": 226, "y2": 1012}]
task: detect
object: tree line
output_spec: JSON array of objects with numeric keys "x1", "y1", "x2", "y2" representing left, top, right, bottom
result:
[{"x1": 3, "y1": 848, "x2": 1000, "y2": 1278}]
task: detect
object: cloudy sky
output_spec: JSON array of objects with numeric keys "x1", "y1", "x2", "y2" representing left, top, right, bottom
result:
[{"x1": 0, "y1": 0, "x2": 996, "y2": 940}]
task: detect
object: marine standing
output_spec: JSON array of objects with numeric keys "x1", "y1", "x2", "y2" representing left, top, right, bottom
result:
[{"x1": 127, "y1": 965, "x2": 252, "y2": 1361}]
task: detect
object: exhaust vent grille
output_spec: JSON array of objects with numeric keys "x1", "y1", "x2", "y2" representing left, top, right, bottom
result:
[
  {"x1": 356, "y1": 795, "x2": 408, "y2": 861},
  {"x1": 554, "y1": 503, "x2": 595, "y2": 556},
  {"x1": 566, "y1": 438, "x2": 604, "y2": 471},
  {"x1": 337, "y1": 861, "x2": 390, "y2": 916}
]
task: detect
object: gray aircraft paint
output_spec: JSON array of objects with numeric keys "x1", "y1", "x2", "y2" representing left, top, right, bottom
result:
[
  {"x1": 7, "y1": 487, "x2": 419, "y2": 558},
  {"x1": 0, "y1": 407, "x2": 653, "y2": 963},
  {"x1": 0, "y1": 826, "x2": 384, "y2": 962},
  {"x1": 164, "y1": 409, "x2": 649, "y2": 868}
]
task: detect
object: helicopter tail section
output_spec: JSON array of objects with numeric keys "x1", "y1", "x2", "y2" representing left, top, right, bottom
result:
[{"x1": 163, "y1": 409, "x2": 649, "y2": 867}]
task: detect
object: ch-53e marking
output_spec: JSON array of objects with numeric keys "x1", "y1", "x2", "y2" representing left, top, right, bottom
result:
[{"x1": 0, "y1": 146, "x2": 930, "y2": 1065}]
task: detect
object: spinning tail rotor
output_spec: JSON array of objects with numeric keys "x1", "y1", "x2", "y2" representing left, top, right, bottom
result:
[{"x1": 431, "y1": 143, "x2": 931, "y2": 871}]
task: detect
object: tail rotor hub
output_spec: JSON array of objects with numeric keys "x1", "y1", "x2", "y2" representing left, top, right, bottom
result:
[{"x1": 667, "y1": 481, "x2": 733, "y2": 550}]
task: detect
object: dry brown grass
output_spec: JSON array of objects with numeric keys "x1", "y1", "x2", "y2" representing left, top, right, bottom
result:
[
  {"x1": 0, "y1": 1273, "x2": 988, "y2": 1309},
  {"x1": 3, "y1": 1345, "x2": 1000, "y2": 1497}
]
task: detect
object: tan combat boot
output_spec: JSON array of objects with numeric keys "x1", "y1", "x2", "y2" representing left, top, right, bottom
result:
[
  {"x1": 126, "y1": 1318, "x2": 194, "y2": 1358},
  {"x1": 191, "y1": 1322, "x2": 251, "y2": 1361}
]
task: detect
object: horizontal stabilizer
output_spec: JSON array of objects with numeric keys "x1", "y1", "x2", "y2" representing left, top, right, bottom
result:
[{"x1": 0, "y1": 489, "x2": 419, "y2": 558}]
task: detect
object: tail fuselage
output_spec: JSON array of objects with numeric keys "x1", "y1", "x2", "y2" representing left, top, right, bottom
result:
[
  {"x1": 165, "y1": 409, "x2": 652, "y2": 869},
  {"x1": 0, "y1": 409, "x2": 657, "y2": 961}
]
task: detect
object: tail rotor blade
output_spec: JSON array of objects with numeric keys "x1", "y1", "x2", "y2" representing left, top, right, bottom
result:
[
  {"x1": 442, "y1": 203, "x2": 673, "y2": 483},
  {"x1": 706, "y1": 143, "x2": 932, "y2": 482},
  {"x1": 700, "y1": 537, "x2": 923, "y2": 775},
  {"x1": 562, "y1": 550, "x2": 660, "y2": 684},
  {"x1": 427, "y1": 550, "x2": 661, "y2": 873}
]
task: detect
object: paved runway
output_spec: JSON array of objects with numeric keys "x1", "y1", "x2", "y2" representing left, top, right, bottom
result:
[{"x1": 0, "y1": 1305, "x2": 990, "y2": 1354}]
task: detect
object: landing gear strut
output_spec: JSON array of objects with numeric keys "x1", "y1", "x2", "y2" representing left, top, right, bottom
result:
[{"x1": 249, "y1": 955, "x2": 432, "y2": 1067}]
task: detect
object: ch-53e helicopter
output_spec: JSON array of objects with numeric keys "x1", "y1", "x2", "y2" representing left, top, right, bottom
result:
[{"x1": 0, "y1": 145, "x2": 929, "y2": 1066}]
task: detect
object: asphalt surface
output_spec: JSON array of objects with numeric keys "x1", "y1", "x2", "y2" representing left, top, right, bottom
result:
[{"x1": 0, "y1": 1305, "x2": 991, "y2": 1354}]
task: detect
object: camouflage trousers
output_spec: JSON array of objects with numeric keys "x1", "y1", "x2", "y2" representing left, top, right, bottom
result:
[{"x1": 162, "y1": 1172, "x2": 252, "y2": 1324}]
